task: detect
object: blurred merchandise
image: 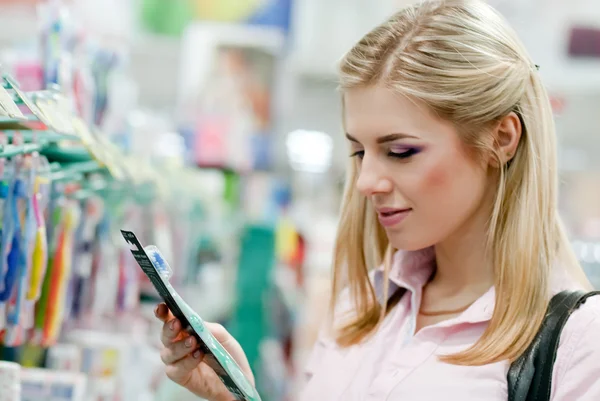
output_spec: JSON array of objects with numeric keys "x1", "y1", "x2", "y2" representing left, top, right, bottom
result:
[
  {"x1": 140, "y1": 0, "x2": 292, "y2": 37},
  {"x1": 568, "y1": 26, "x2": 600, "y2": 58},
  {"x1": 0, "y1": 361, "x2": 20, "y2": 401},
  {"x1": 20, "y1": 368, "x2": 86, "y2": 401},
  {"x1": 178, "y1": 24, "x2": 284, "y2": 172}
]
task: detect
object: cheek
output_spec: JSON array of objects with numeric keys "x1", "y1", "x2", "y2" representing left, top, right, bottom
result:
[
  {"x1": 416, "y1": 153, "x2": 486, "y2": 209},
  {"x1": 412, "y1": 155, "x2": 455, "y2": 199},
  {"x1": 422, "y1": 161, "x2": 450, "y2": 189}
]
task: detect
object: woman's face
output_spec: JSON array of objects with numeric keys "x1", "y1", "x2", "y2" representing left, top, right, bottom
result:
[{"x1": 344, "y1": 85, "x2": 494, "y2": 251}]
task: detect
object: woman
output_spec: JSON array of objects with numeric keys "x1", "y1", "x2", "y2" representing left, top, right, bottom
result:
[{"x1": 154, "y1": 0, "x2": 600, "y2": 400}]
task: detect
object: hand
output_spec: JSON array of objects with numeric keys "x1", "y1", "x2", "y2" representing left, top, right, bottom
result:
[{"x1": 155, "y1": 303, "x2": 254, "y2": 401}]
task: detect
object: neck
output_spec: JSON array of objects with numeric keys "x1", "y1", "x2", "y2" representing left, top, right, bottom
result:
[{"x1": 430, "y1": 207, "x2": 494, "y2": 296}]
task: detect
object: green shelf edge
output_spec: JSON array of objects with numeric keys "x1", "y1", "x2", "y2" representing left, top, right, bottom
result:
[
  {"x1": 41, "y1": 145, "x2": 93, "y2": 164},
  {"x1": 0, "y1": 143, "x2": 43, "y2": 158}
]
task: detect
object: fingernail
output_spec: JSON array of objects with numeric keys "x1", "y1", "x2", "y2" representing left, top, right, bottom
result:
[
  {"x1": 193, "y1": 350, "x2": 201, "y2": 359},
  {"x1": 170, "y1": 320, "x2": 176, "y2": 330},
  {"x1": 185, "y1": 337, "x2": 194, "y2": 348}
]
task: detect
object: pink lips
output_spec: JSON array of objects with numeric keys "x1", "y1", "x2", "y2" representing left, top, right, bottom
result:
[{"x1": 376, "y1": 207, "x2": 411, "y2": 227}]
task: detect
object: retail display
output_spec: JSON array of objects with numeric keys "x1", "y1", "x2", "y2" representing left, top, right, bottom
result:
[
  {"x1": 0, "y1": 1, "x2": 307, "y2": 401},
  {"x1": 0, "y1": 68, "x2": 142, "y2": 398},
  {"x1": 0, "y1": 73, "x2": 256, "y2": 399}
]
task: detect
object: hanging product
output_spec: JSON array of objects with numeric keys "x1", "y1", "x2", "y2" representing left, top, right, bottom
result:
[
  {"x1": 87, "y1": 212, "x2": 119, "y2": 318},
  {"x1": 66, "y1": 196, "x2": 103, "y2": 321},
  {"x1": 38, "y1": 0, "x2": 77, "y2": 94},
  {"x1": 34, "y1": 199, "x2": 80, "y2": 346},
  {"x1": 0, "y1": 141, "x2": 26, "y2": 338},
  {"x1": 4, "y1": 152, "x2": 38, "y2": 347},
  {"x1": 25, "y1": 172, "x2": 50, "y2": 314},
  {"x1": 0, "y1": 162, "x2": 11, "y2": 332}
]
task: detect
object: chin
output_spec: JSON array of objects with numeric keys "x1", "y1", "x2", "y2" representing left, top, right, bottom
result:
[{"x1": 385, "y1": 231, "x2": 437, "y2": 252}]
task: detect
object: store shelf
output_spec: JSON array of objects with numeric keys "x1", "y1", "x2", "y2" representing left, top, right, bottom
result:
[
  {"x1": 41, "y1": 145, "x2": 93, "y2": 164},
  {"x1": 0, "y1": 143, "x2": 41, "y2": 157}
]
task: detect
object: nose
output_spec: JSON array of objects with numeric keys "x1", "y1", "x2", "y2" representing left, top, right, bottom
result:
[{"x1": 355, "y1": 156, "x2": 393, "y2": 196}]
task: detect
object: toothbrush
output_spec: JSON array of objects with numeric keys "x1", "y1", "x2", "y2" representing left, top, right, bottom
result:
[
  {"x1": 0, "y1": 171, "x2": 7, "y2": 330},
  {"x1": 0, "y1": 174, "x2": 23, "y2": 303},
  {"x1": 33, "y1": 203, "x2": 63, "y2": 344},
  {"x1": 121, "y1": 230, "x2": 262, "y2": 401},
  {"x1": 0, "y1": 176, "x2": 24, "y2": 345},
  {"x1": 44, "y1": 202, "x2": 80, "y2": 344},
  {"x1": 69, "y1": 197, "x2": 102, "y2": 319},
  {"x1": 16, "y1": 169, "x2": 49, "y2": 331},
  {"x1": 6, "y1": 164, "x2": 36, "y2": 327},
  {"x1": 146, "y1": 245, "x2": 260, "y2": 401},
  {"x1": 26, "y1": 177, "x2": 49, "y2": 301},
  {"x1": 0, "y1": 135, "x2": 24, "y2": 304}
]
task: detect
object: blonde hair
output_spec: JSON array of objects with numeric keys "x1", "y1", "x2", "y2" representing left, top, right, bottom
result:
[{"x1": 331, "y1": 0, "x2": 591, "y2": 365}]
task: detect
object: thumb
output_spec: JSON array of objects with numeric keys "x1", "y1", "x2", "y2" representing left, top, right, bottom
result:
[
  {"x1": 205, "y1": 322, "x2": 233, "y2": 344},
  {"x1": 204, "y1": 322, "x2": 254, "y2": 385}
]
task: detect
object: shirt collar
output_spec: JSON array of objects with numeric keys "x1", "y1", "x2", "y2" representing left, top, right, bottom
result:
[
  {"x1": 373, "y1": 247, "x2": 494, "y2": 324},
  {"x1": 373, "y1": 247, "x2": 583, "y2": 326},
  {"x1": 373, "y1": 247, "x2": 436, "y2": 303}
]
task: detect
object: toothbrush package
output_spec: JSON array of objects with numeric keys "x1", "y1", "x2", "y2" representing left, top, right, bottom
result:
[{"x1": 120, "y1": 230, "x2": 260, "y2": 401}]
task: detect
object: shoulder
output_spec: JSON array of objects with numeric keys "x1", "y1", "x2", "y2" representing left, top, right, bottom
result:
[
  {"x1": 551, "y1": 294, "x2": 600, "y2": 400},
  {"x1": 557, "y1": 294, "x2": 600, "y2": 360}
]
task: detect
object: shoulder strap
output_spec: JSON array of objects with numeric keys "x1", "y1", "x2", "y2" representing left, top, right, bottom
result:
[{"x1": 507, "y1": 290, "x2": 600, "y2": 401}]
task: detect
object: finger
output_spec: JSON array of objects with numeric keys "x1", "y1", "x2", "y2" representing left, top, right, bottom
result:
[
  {"x1": 161, "y1": 335, "x2": 198, "y2": 365},
  {"x1": 154, "y1": 303, "x2": 172, "y2": 322},
  {"x1": 165, "y1": 349, "x2": 204, "y2": 385},
  {"x1": 161, "y1": 317, "x2": 183, "y2": 346}
]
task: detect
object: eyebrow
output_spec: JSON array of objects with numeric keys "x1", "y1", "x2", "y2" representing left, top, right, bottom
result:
[{"x1": 345, "y1": 133, "x2": 417, "y2": 144}]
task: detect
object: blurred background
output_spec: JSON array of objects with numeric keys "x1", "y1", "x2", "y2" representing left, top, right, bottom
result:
[{"x1": 0, "y1": 0, "x2": 597, "y2": 400}]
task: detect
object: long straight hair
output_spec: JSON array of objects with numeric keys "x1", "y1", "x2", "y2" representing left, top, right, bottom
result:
[{"x1": 331, "y1": 0, "x2": 591, "y2": 365}]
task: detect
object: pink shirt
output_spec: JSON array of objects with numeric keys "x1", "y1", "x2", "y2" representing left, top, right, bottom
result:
[{"x1": 301, "y1": 248, "x2": 600, "y2": 400}]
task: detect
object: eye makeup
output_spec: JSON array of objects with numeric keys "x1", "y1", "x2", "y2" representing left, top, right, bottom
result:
[
  {"x1": 349, "y1": 145, "x2": 423, "y2": 160},
  {"x1": 389, "y1": 145, "x2": 422, "y2": 159}
]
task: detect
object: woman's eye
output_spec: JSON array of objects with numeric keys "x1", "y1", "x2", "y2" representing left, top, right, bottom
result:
[
  {"x1": 389, "y1": 148, "x2": 419, "y2": 159},
  {"x1": 350, "y1": 150, "x2": 365, "y2": 159},
  {"x1": 350, "y1": 148, "x2": 420, "y2": 160}
]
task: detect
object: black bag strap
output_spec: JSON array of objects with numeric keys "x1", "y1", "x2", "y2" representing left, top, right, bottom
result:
[{"x1": 507, "y1": 290, "x2": 600, "y2": 401}]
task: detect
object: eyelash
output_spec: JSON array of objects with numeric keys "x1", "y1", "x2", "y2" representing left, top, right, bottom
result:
[{"x1": 350, "y1": 148, "x2": 419, "y2": 160}]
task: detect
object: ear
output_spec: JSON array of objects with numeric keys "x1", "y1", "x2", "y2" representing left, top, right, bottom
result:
[{"x1": 491, "y1": 112, "x2": 522, "y2": 167}]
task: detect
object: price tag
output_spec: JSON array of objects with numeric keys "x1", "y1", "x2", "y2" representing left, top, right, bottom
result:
[
  {"x1": 0, "y1": 85, "x2": 25, "y2": 119},
  {"x1": 71, "y1": 117, "x2": 112, "y2": 173},
  {"x1": 5, "y1": 76, "x2": 51, "y2": 126},
  {"x1": 93, "y1": 131, "x2": 126, "y2": 180},
  {"x1": 35, "y1": 98, "x2": 61, "y2": 132},
  {"x1": 55, "y1": 97, "x2": 75, "y2": 135},
  {"x1": 71, "y1": 117, "x2": 95, "y2": 147}
]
